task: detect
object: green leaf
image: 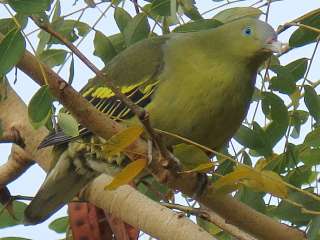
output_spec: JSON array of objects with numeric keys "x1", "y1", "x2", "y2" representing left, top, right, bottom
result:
[
  {"x1": 109, "y1": 33, "x2": 126, "y2": 53},
  {"x1": 179, "y1": 0, "x2": 202, "y2": 20},
  {"x1": 235, "y1": 187, "x2": 266, "y2": 213},
  {"x1": 49, "y1": 19, "x2": 90, "y2": 44},
  {"x1": 36, "y1": 30, "x2": 51, "y2": 54},
  {"x1": 38, "y1": 49, "x2": 67, "y2": 67},
  {"x1": 33, "y1": 14, "x2": 50, "y2": 54},
  {"x1": 261, "y1": 92, "x2": 288, "y2": 147},
  {"x1": 285, "y1": 165, "x2": 316, "y2": 187},
  {"x1": 242, "y1": 152, "x2": 252, "y2": 166},
  {"x1": 213, "y1": 7, "x2": 263, "y2": 23},
  {"x1": 48, "y1": 216, "x2": 68, "y2": 233},
  {"x1": 289, "y1": 9, "x2": 320, "y2": 48},
  {"x1": 93, "y1": 31, "x2": 118, "y2": 64},
  {"x1": 0, "y1": 28, "x2": 25, "y2": 75},
  {"x1": 269, "y1": 55, "x2": 281, "y2": 69},
  {"x1": 137, "y1": 175, "x2": 170, "y2": 202},
  {"x1": 173, "y1": 19, "x2": 222, "y2": 33},
  {"x1": 28, "y1": 85, "x2": 54, "y2": 129},
  {"x1": 269, "y1": 75, "x2": 296, "y2": 94},
  {"x1": 307, "y1": 216, "x2": 320, "y2": 240},
  {"x1": 57, "y1": 112, "x2": 79, "y2": 137},
  {"x1": 300, "y1": 147, "x2": 320, "y2": 166},
  {"x1": 114, "y1": 7, "x2": 132, "y2": 33},
  {"x1": 234, "y1": 123, "x2": 272, "y2": 157},
  {"x1": 150, "y1": 0, "x2": 171, "y2": 16},
  {"x1": 197, "y1": 217, "x2": 221, "y2": 236},
  {"x1": 8, "y1": 0, "x2": 51, "y2": 14},
  {"x1": 0, "y1": 14, "x2": 28, "y2": 35},
  {"x1": 270, "y1": 188, "x2": 320, "y2": 226},
  {"x1": 173, "y1": 143, "x2": 210, "y2": 171},
  {"x1": 304, "y1": 85, "x2": 320, "y2": 123},
  {"x1": 68, "y1": 54, "x2": 75, "y2": 84},
  {"x1": 304, "y1": 127, "x2": 320, "y2": 147},
  {"x1": 265, "y1": 143, "x2": 299, "y2": 174},
  {"x1": 289, "y1": 110, "x2": 309, "y2": 138},
  {"x1": 52, "y1": 0, "x2": 61, "y2": 22},
  {"x1": 285, "y1": 58, "x2": 309, "y2": 80},
  {"x1": 270, "y1": 58, "x2": 308, "y2": 94},
  {"x1": 0, "y1": 201, "x2": 27, "y2": 228},
  {"x1": 213, "y1": 153, "x2": 235, "y2": 180},
  {"x1": 123, "y1": 13, "x2": 150, "y2": 46}
]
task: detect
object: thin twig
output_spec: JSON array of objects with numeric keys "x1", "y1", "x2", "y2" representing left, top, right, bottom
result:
[
  {"x1": 57, "y1": 2, "x2": 113, "y2": 75},
  {"x1": 265, "y1": 0, "x2": 272, "y2": 23},
  {"x1": 162, "y1": 202, "x2": 257, "y2": 240},
  {"x1": 286, "y1": 36, "x2": 320, "y2": 109},
  {"x1": 12, "y1": 195, "x2": 34, "y2": 201},
  {"x1": 131, "y1": 0, "x2": 140, "y2": 14},
  {"x1": 300, "y1": 37, "x2": 320, "y2": 90},
  {"x1": 277, "y1": 8, "x2": 320, "y2": 34},
  {"x1": 201, "y1": 0, "x2": 245, "y2": 16}
]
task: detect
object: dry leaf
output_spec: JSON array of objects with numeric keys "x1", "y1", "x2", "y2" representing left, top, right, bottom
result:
[
  {"x1": 213, "y1": 165, "x2": 288, "y2": 198},
  {"x1": 181, "y1": 162, "x2": 215, "y2": 174},
  {"x1": 105, "y1": 159, "x2": 147, "y2": 190},
  {"x1": 102, "y1": 125, "x2": 143, "y2": 156}
]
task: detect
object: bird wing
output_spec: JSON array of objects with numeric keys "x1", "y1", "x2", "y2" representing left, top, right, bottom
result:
[{"x1": 39, "y1": 37, "x2": 168, "y2": 148}]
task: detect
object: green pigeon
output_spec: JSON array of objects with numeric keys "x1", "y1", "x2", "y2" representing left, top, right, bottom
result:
[{"x1": 24, "y1": 17, "x2": 281, "y2": 224}]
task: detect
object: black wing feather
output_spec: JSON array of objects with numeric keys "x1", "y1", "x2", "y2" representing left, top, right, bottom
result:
[{"x1": 38, "y1": 84, "x2": 157, "y2": 149}]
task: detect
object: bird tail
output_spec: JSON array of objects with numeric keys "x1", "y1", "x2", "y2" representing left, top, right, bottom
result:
[{"x1": 24, "y1": 151, "x2": 97, "y2": 225}]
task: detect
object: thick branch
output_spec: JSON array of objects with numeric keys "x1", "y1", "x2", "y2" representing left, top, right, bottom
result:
[
  {"x1": 11, "y1": 42, "x2": 306, "y2": 240},
  {"x1": 83, "y1": 175, "x2": 214, "y2": 240},
  {"x1": 0, "y1": 145, "x2": 34, "y2": 186},
  {"x1": 0, "y1": 127, "x2": 25, "y2": 147},
  {"x1": 0, "y1": 83, "x2": 52, "y2": 184}
]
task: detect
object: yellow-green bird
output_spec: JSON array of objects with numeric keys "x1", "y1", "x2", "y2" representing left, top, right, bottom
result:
[{"x1": 24, "y1": 17, "x2": 281, "y2": 224}]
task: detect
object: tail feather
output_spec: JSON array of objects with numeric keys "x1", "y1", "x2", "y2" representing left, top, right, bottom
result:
[{"x1": 24, "y1": 152, "x2": 97, "y2": 225}]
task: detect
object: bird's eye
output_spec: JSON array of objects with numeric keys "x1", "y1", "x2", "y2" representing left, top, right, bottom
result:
[{"x1": 243, "y1": 26, "x2": 252, "y2": 36}]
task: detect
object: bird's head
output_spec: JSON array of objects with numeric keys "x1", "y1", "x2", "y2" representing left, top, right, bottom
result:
[{"x1": 217, "y1": 18, "x2": 282, "y2": 65}]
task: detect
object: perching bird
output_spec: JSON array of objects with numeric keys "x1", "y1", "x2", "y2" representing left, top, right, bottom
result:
[{"x1": 24, "y1": 17, "x2": 281, "y2": 224}]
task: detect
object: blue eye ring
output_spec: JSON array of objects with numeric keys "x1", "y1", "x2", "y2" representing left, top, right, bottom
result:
[{"x1": 243, "y1": 26, "x2": 252, "y2": 36}]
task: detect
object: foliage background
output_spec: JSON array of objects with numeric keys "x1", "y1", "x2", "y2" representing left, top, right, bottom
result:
[{"x1": 0, "y1": 0, "x2": 319, "y2": 239}]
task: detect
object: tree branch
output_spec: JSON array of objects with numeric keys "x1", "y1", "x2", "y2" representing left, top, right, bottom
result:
[
  {"x1": 82, "y1": 175, "x2": 215, "y2": 240},
  {"x1": 0, "y1": 83, "x2": 51, "y2": 185},
  {"x1": 0, "y1": 145, "x2": 34, "y2": 186},
  {"x1": 0, "y1": 127, "x2": 25, "y2": 147}
]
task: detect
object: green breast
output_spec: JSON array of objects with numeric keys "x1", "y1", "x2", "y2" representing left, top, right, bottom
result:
[{"x1": 147, "y1": 35, "x2": 256, "y2": 149}]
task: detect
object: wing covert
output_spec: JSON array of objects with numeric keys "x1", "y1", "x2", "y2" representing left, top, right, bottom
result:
[{"x1": 39, "y1": 36, "x2": 168, "y2": 148}]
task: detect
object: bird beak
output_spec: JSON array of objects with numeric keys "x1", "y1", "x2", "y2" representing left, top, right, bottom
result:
[{"x1": 264, "y1": 36, "x2": 283, "y2": 53}]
